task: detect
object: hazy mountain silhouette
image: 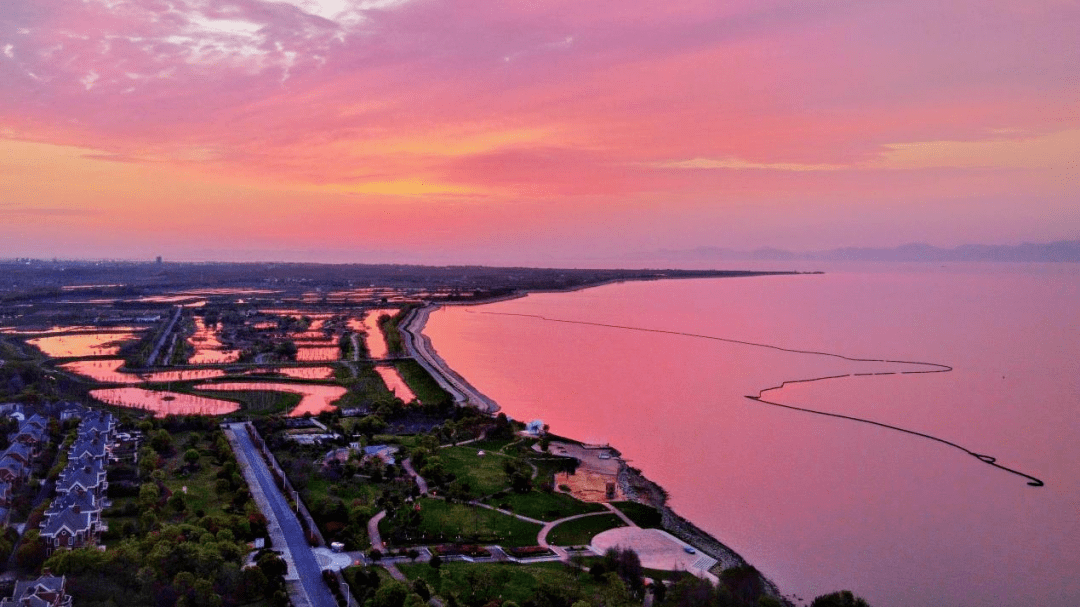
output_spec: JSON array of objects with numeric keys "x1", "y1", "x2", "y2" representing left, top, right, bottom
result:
[{"x1": 647, "y1": 240, "x2": 1080, "y2": 263}]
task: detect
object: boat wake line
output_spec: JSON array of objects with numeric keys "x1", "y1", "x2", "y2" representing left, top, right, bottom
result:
[{"x1": 472, "y1": 310, "x2": 1044, "y2": 487}]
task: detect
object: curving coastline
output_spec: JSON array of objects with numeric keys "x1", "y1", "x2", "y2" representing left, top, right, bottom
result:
[
  {"x1": 400, "y1": 303, "x2": 501, "y2": 413},
  {"x1": 400, "y1": 298, "x2": 784, "y2": 599}
]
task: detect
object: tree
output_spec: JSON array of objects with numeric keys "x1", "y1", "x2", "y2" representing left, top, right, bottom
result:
[
  {"x1": 356, "y1": 415, "x2": 387, "y2": 440},
  {"x1": 139, "y1": 482, "x2": 161, "y2": 510},
  {"x1": 184, "y1": 449, "x2": 201, "y2": 468},
  {"x1": 169, "y1": 493, "x2": 187, "y2": 512},
  {"x1": 15, "y1": 530, "x2": 46, "y2": 572},
  {"x1": 274, "y1": 340, "x2": 298, "y2": 361},
  {"x1": 373, "y1": 580, "x2": 409, "y2": 607},
  {"x1": 410, "y1": 579, "x2": 430, "y2": 601},
  {"x1": 139, "y1": 446, "x2": 159, "y2": 477},
  {"x1": 151, "y1": 429, "x2": 174, "y2": 454},
  {"x1": 257, "y1": 552, "x2": 288, "y2": 581},
  {"x1": 810, "y1": 591, "x2": 872, "y2": 607},
  {"x1": 602, "y1": 547, "x2": 644, "y2": 596}
]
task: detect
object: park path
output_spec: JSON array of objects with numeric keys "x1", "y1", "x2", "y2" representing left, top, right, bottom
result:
[
  {"x1": 603, "y1": 502, "x2": 637, "y2": 527},
  {"x1": 367, "y1": 510, "x2": 407, "y2": 581},
  {"x1": 401, "y1": 458, "x2": 429, "y2": 495},
  {"x1": 537, "y1": 510, "x2": 622, "y2": 560},
  {"x1": 368, "y1": 510, "x2": 386, "y2": 550}
]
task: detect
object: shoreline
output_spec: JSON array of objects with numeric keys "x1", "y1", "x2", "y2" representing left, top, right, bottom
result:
[{"x1": 401, "y1": 287, "x2": 787, "y2": 601}]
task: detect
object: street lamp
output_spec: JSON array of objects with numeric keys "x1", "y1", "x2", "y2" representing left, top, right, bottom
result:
[
  {"x1": 293, "y1": 490, "x2": 299, "y2": 513},
  {"x1": 342, "y1": 581, "x2": 351, "y2": 607}
]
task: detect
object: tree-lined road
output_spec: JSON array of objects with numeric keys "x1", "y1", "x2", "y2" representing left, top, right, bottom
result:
[{"x1": 227, "y1": 423, "x2": 337, "y2": 607}]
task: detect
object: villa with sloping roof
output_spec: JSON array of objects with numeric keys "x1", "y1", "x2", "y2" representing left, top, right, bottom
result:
[
  {"x1": 54, "y1": 461, "x2": 107, "y2": 499},
  {"x1": 0, "y1": 574, "x2": 72, "y2": 607},
  {"x1": 39, "y1": 506, "x2": 98, "y2": 555},
  {"x1": 0, "y1": 459, "x2": 27, "y2": 485},
  {"x1": 1, "y1": 442, "x2": 33, "y2": 466}
]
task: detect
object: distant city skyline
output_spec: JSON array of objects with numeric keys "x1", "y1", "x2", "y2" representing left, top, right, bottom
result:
[{"x1": 1, "y1": 0, "x2": 1076, "y2": 265}]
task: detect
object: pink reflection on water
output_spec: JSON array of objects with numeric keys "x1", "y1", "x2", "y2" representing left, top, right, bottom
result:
[
  {"x1": 28, "y1": 332, "x2": 138, "y2": 357},
  {"x1": 90, "y1": 387, "x2": 239, "y2": 417},
  {"x1": 423, "y1": 267, "x2": 1080, "y2": 607},
  {"x1": 276, "y1": 366, "x2": 335, "y2": 380},
  {"x1": 188, "y1": 318, "x2": 240, "y2": 364},
  {"x1": 375, "y1": 366, "x2": 416, "y2": 402},
  {"x1": 194, "y1": 381, "x2": 346, "y2": 416},
  {"x1": 61, "y1": 359, "x2": 138, "y2": 383},
  {"x1": 244, "y1": 366, "x2": 336, "y2": 380},
  {"x1": 61, "y1": 360, "x2": 229, "y2": 383},
  {"x1": 296, "y1": 347, "x2": 340, "y2": 361},
  {"x1": 362, "y1": 308, "x2": 398, "y2": 359}
]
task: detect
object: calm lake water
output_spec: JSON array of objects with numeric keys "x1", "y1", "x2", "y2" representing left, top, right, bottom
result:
[{"x1": 424, "y1": 263, "x2": 1080, "y2": 607}]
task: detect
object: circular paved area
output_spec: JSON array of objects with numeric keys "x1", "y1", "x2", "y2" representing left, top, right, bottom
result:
[
  {"x1": 591, "y1": 527, "x2": 710, "y2": 573},
  {"x1": 311, "y1": 547, "x2": 356, "y2": 571}
]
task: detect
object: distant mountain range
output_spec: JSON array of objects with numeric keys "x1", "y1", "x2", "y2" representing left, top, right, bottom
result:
[{"x1": 648, "y1": 240, "x2": 1080, "y2": 263}]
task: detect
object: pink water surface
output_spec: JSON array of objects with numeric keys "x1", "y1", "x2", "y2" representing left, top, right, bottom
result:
[
  {"x1": 188, "y1": 318, "x2": 239, "y2": 364},
  {"x1": 375, "y1": 365, "x2": 417, "y2": 402},
  {"x1": 90, "y1": 387, "x2": 239, "y2": 416},
  {"x1": 194, "y1": 381, "x2": 346, "y2": 417},
  {"x1": 361, "y1": 308, "x2": 399, "y2": 359},
  {"x1": 27, "y1": 331, "x2": 139, "y2": 357},
  {"x1": 62, "y1": 359, "x2": 226, "y2": 383},
  {"x1": 423, "y1": 264, "x2": 1080, "y2": 607}
]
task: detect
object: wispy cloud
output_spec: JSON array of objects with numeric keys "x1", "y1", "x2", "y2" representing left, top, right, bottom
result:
[
  {"x1": 650, "y1": 157, "x2": 848, "y2": 172},
  {"x1": 0, "y1": 205, "x2": 99, "y2": 217}
]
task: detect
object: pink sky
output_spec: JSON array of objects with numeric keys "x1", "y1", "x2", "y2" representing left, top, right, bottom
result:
[{"x1": 1, "y1": 0, "x2": 1076, "y2": 265}]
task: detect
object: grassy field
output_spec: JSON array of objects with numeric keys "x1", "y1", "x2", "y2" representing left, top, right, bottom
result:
[
  {"x1": 394, "y1": 359, "x2": 451, "y2": 406},
  {"x1": 486, "y1": 490, "x2": 605, "y2": 522},
  {"x1": 185, "y1": 387, "x2": 301, "y2": 415},
  {"x1": 159, "y1": 429, "x2": 246, "y2": 519},
  {"x1": 398, "y1": 561, "x2": 610, "y2": 606},
  {"x1": 104, "y1": 427, "x2": 252, "y2": 540},
  {"x1": 392, "y1": 498, "x2": 542, "y2": 547},
  {"x1": 546, "y1": 513, "x2": 626, "y2": 546},
  {"x1": 612, "y1": 501, "x2": 663, "y2": 528},
  {"x1": 439, "y1": 445, "x2": 511, "y2": 499},
  {"x1": 305, "y1": 475, "x2": 381, "y2": 505}
]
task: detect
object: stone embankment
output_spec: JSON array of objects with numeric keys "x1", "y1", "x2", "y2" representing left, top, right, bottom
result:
[{"x1": 399, "y1": 304, "x2": 500, "y2": 413}]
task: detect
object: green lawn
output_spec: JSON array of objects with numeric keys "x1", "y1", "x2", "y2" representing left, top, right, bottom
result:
[
  {"x1": 393, "y1": 359, "x2": 451, "y2": 405},
  {"x1": 184, "y1": 388, "x2": 301, "y2": 416},
  {"x1": 389, "y1": 498, "x2": 542, "y2": 547},
  {"x1": 398, "y1": 561, "x2": 610, "y2": 606},
  {"x1": 439, "y1": 446, "x2": 511, "y2": 499},
  {"x1": 485, "y1": 490, "x2": 605, "y2": 522},
  {"x1": 158, "y1": 431, "x2": 240, "y2": 519},
  {"x1": 612, "y1": 501, "x2": 663, "y2": 528},
  {"x1": 546, "y1": 513, "x2": 626, "y2": 546}
]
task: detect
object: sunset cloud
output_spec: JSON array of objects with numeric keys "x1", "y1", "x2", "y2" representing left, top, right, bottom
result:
[{"x1": 0, "y1": 0, "x2": 1076, "y2": 262}]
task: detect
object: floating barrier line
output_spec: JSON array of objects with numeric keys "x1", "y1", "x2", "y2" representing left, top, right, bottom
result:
[{"x1": 474, "y1": 310, "x2": 1044, "y2": 488}]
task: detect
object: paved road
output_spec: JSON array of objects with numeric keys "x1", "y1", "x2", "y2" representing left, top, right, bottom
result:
[
  {"x1": 146, "y1": 306, "x2": 182, "y2": 367},
  {"x1": 228, "y1": 424, "x2": 337, "y2": 607}
]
